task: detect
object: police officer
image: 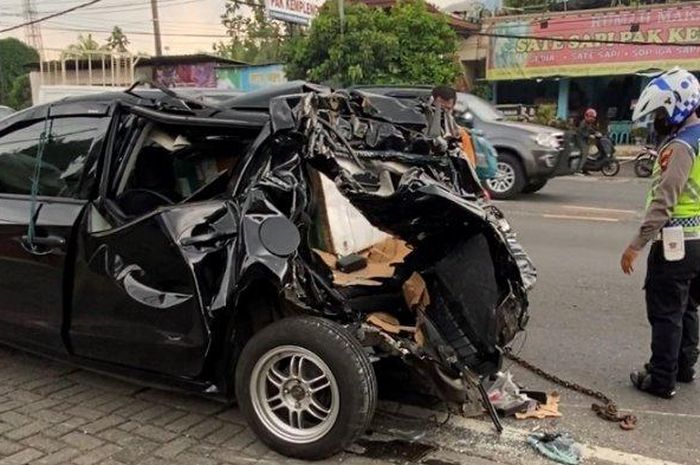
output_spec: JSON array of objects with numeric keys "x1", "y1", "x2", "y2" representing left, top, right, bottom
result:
[{"x1": 621, "y1": 68, "x2": 700, "y2": 398}]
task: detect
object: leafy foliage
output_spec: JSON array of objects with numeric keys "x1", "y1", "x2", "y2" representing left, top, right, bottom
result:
[
  {"x1": 214, "y1": 0, "x2": 289, "y2": 64},
  {"x1": 471, "y1": 82, "x2": 493, "y2": 101},
  {"x1": 62, "y1": 34, "x2": 108, "y2": 59},
  {"x1": 7, "y1": 75, "x2": 33, "y2": 110},
  {"x1": 284, "y1": 0, "x2": 459, "y2": 87},
  {"x1": 106, "y1": 26, "x2": 130, "y2": 53},
  {"x1": 0, "y1": 38, "x2": 39, "y2": 109},
  {"x1": 534, "y1": 103, "x2": 557, "y2": 126}
]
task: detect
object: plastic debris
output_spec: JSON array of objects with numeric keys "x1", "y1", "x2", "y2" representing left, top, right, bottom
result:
[
  {"x1": 486, "y1": 372, "x2": 535, "y2": 416},
  {"x1": 527, "y1": 432, "x2": 581, "y2": 465}
]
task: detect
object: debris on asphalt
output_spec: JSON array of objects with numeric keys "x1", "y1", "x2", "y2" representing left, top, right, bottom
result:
[
  {"x1": 527, "y1": 431, "x2": 582, "y2": 465},
  {"x1": 516, "y1": 391, "x2": 562, "y2": 420}
]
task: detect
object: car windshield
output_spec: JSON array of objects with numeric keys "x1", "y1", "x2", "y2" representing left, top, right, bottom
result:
[{"x1": 457, "y1": 94, "x2": 504, "y2": 122}]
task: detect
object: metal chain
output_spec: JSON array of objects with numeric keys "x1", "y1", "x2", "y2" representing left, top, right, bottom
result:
[{"x1": 503, "y1": 347, "x2": 638, "y2": 430}]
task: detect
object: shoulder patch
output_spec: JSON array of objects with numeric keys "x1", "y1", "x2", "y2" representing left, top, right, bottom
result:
[{"x1": 659, "y1": 146, "x2": 674, "y2": 171}]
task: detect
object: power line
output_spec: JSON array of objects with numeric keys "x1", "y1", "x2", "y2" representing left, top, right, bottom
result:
[
  {"x1": 1, "y1": 0, "x2": 203, "y2": 19},
  {"x1": 0, "y1": 0, "x2": 104, "y2": 33},
  {"x1": 473, "y1": 30, "x2": 700, "y2": 47},
  {"x1": 42, "y1": 25, "x2": 229, "y2": 38}
]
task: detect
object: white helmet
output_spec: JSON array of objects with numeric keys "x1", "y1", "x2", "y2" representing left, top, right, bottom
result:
[{"x1": 632, "y1": 67, "x2": 700, "y2": 125}]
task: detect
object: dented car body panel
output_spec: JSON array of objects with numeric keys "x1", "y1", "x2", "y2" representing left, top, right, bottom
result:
[{"x1": 0, "y1": 85, "x2": 533, "y2": 403}]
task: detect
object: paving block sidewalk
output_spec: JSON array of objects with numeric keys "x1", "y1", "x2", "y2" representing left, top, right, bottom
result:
[
  {"x1": 0, "y1": 345, "x2": 510, "y2": 465},
  {"x1": 0, "y1": 345, "x2": 392, "y2": 465}
]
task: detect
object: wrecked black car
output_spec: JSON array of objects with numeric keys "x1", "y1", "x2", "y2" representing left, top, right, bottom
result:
[{"x1": 0, "y1": 83, "x2": 534, "y2": 460}]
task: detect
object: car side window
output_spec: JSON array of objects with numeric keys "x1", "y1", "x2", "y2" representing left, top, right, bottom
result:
[{"x1": 0, "y1": 116, "x2": 106, "y2": 199}]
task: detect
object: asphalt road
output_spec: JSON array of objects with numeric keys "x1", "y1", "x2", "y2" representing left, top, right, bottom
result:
[{"x1": 494, "y1": 175, "x2": 700, "y2": 465}]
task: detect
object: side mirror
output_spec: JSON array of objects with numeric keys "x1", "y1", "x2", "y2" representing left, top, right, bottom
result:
[{"x1": 458, "y1": 111, "x2": 475, "y2": 129}]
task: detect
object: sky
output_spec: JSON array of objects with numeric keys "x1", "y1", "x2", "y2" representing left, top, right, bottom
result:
[
  {"x1": 1, "y1": 0, "x2": 230, "y2": 58},
  {"x1": 0, "y1": 0, "x2": 493, "y2": 59}
]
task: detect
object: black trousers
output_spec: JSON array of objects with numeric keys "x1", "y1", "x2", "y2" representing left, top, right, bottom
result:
[{"x1": 645, "y1": 241, "x2": 700, "y2": 388}]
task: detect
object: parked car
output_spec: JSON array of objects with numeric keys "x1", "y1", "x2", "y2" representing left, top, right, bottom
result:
[
  {"x1": 352, "y1": 86, "x2": 581, "y2": 199},
  {"x1": 0, "y1": 84, "x2": 532, "y2": 459},
  {"x1": 0, "y1": 106, "x2": 15, "y2": 120}
]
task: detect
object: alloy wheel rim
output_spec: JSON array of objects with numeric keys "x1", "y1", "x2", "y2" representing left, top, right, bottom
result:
[
  {"x1": 250, "y1": 345, "x2": 340, "y2": 444},
  {"x1": 487, "y1": 162, "x2": 516, "y2": 193}
]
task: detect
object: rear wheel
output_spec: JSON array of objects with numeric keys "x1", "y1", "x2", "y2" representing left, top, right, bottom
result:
[
  {"x1": 634, "y1": 155, "x2": 654, "y2": 178},
  {"x1": 521, "y1": 180, "x2": 548, "y2": 194},
  {"x1": 601, "y1": 159, "x2": 620, "y2": 177},
  {"x1": 485, "y1": 152, "x2": 526, "y2": 199},
  {"x1": 235, "y1": 316, "x2": 376, "y2": 460}
]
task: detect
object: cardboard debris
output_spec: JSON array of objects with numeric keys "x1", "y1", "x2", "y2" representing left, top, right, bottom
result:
[
  {"x1": 515, "y1": 392, "x2": 563, "y2": 420},
  {"x1": 402, "y1": 272, "x2": 430, "y2": 312},
  {"x1": 313, "y1": 237, "x2": 411, "y2": 286},
  {"x1": 366, "y1": 312, "x2": 416, "y2": 334}
]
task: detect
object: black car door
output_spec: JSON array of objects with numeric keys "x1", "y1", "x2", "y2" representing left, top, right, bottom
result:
[
  {"x1": 0, "y1": 108, "x2": 109, "y2": 353},
  {"x1": 68, "y1": 107, "x2": 230, "y2": 378}
]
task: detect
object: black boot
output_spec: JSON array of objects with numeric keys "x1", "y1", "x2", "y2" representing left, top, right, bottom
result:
[
  {"x1": 645, "y1": 362, "x2": 695, "y2": 383},
  {"x1": 630, "y1": 370, "x2": 676, "y2": 399},
  {"x1": 677, "y1": 367, "x2": 696, "y2": 383}
]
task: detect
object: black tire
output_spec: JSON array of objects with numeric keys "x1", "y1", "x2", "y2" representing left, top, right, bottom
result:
[
  {"x1": 485, "y1": 152, "x2": 526, "y2": 200},
  {"x1": 521, "y1": 180, "x2": 548, "y2": 194},
  {"x1": 634, "y1": 156, "x2": 654, "y2": 178},
  {"x1": 601, "y1": 159, "x2": 620, "y2": 177},
  {"x1": 235, "y1": 316, "x2": 377, "y2": 460}
]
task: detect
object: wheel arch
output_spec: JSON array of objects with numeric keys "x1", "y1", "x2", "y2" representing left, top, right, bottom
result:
[
  {"x1": 212, "y1": 278, "x2": 285, "y2": 400},
  {"x1": 493, "y1": 145, "x2": 525, "y2": 168}
]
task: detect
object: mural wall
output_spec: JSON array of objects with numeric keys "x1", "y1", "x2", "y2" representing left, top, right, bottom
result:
[
  {"x1": 154, "y1": 63, "x2": 217, "y2": 88},
  {"x1": 216, "y1": 64, "x2": 287, "y2": 92}
]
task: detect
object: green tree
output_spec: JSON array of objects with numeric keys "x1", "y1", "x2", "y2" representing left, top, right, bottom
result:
[
  {"x1": 62, "y1": 33, "x2": 108, "y2": 59},
  {"x1": 214, "y1": 0, "x2": 289, "y2": 64},
  {"x1": 7, "y1": 75, "x2": 33, "y2": 110},
  {"x1": 0, "y1": 38, "x2": 39, "y2": 108},
  {"x1": 284, "y1": 0, "x2": 460, "y2": 87},
  {"x1": 106, "y1": 26, "x2": 130, "y2": 53}
]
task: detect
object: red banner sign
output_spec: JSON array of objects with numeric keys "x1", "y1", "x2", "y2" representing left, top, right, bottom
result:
[{"x1": 486, "y1": 4, "x2": 700, "y2": 80}]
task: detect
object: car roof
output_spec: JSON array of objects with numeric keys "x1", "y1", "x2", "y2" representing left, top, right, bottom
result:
[
  {"x1": 0, "y1": 88, "x2": 269, "y2": 133},
  {"x1": 350, "y1": 86, "x2": 432, "y2": 100},
  {"x1": 225, "y1": 81, "x2": 331, "y2": 110}
]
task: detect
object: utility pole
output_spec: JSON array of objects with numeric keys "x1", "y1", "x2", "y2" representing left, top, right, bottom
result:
[
  {"x1": 150, "y1": 0, "x2": 163, "y2": 56},
  {"x1": 22, "y1": 0, "x2": 44, "y2": 60}
]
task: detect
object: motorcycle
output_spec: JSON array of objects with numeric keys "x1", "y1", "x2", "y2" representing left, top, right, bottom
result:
[
  {"x1": 582, "y1": 132, "x2": 620, "y2": 177},
  {"x1": 633, "y1": 145, "x2": 658, "y2": 178}
]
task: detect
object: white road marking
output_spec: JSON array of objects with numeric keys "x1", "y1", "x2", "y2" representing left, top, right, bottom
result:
[
  {"x1": 563, "y1": 176, "x2": 634, "y2": 183},
  {"x1": 563, "y1": 205, "x2": 638, "y2": 215},
  {"x1": 581, "y1": 444, "x2": 685, "y2": 465},
  {"x1": 543, "y1": 214, "x2": 619, "y2": 222}
]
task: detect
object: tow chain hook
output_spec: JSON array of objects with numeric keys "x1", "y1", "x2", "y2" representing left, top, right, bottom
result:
[{"x1": 503, "y1": 347, "x2": 638, "y2": 430}]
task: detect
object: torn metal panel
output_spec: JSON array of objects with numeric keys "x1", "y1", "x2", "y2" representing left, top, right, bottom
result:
[{"x1": 259, "y1": 91, "x2": 532, "y2": 380}]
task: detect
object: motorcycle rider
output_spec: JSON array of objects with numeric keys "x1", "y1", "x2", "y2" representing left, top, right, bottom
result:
[
  {"x1": 621, "y1": 67, "x2": 700, "y2": 398},
  {"x1": 577, "y1": 108, "x2": 598, "y2": 172}
]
